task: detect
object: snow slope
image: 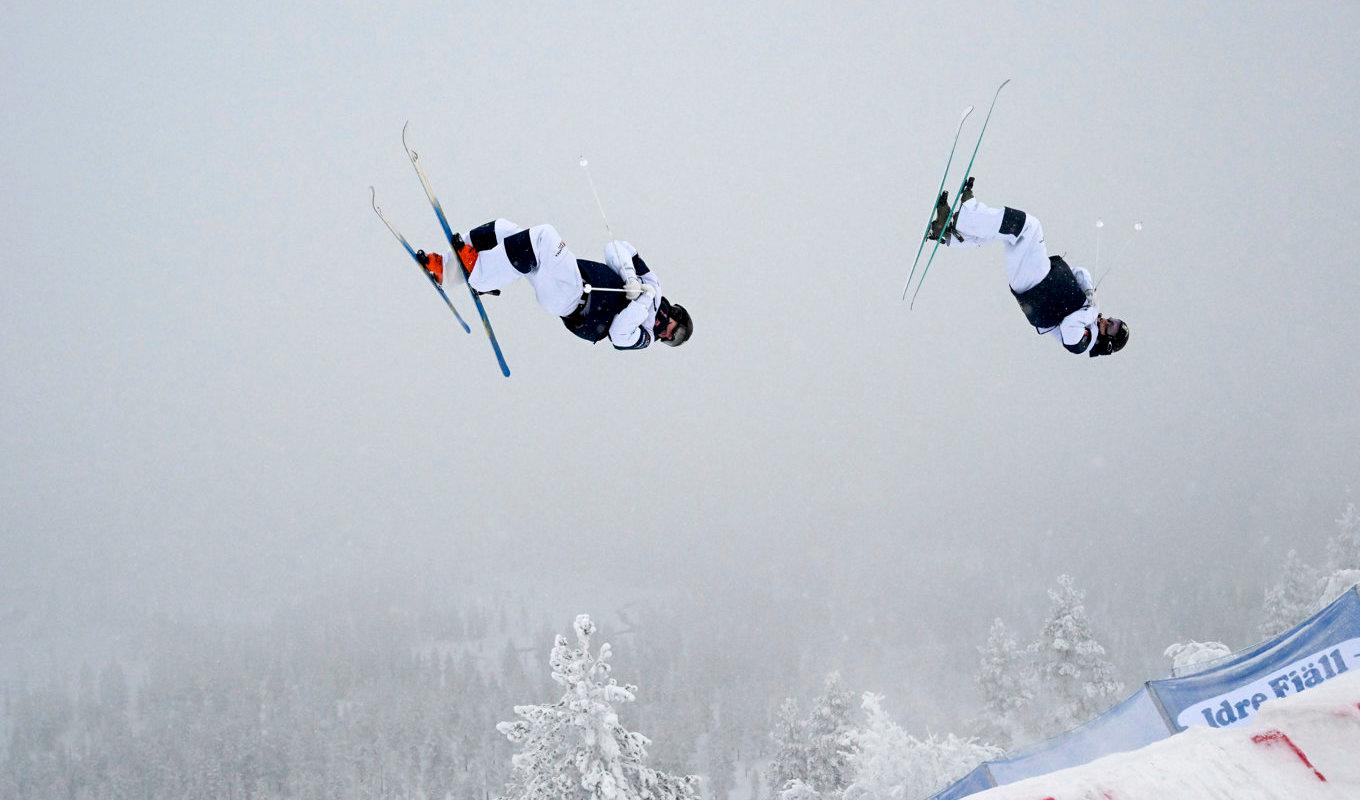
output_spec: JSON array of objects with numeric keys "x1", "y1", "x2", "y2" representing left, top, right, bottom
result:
[{"x1": 970, "y1": 669, "x2": 1360, "y2": 799}]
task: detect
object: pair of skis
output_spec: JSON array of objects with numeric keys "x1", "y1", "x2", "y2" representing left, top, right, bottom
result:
[
  {"x1": 902, "y1": 79, "x2": 1011, "y2": 309},
  {"x1": 371, "y1": 122, "x2": 511, "y2": 378}
]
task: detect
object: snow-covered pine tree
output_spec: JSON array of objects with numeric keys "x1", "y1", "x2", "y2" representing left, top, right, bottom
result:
[
  {"x1": 1163, "y1": 641, "x2": 1232, "y2": 676},
  {"x1": 1032, "y1": 575, "x2": 1124, "y2": 736},
  {"x1": 766, "y1": 698, "x2": 807, "y2": 800},
  {"x1": 766, "y1": 673, "x2": 857, "y2": 800},
  {"x1": 843, "y1": 693, "x2": 911, "y2": 800},
  {"x1": 1259, "y1": 549, "x2": 1320, "y2": 638},
  {"x1": 803, "y1": 672, "x2": 857, "y2": 797},
  {"x1": 779, "y1": 778, "x2": 821, "y2": 800},
  {"x1": 972, "y1": 618, "x2": 1034, "y2": 750},
  {"x1": 700, "y1": 716, "x2": 738, "y2": 800},
  {"x1": 495, "y1": 614, "x2": 700, "y2": 800},
  {"x1": 1319, "y1": 502, "x2": 1360, "y2": 603},
  {"x1": 1327, "y1": 502, "x2": 1359, "y2": 570},
  {"x1": 844, "y1": 693, "x2": 1001, "y2": 800}
]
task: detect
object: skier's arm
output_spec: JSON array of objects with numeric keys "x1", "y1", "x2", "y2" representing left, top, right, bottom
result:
[
  {"x1": 605, "y1": 240, "x2": 654, "y2": 298},
  {"x1": 1073, "y1": 266, "x2": 1097, "y2": 305},
  {"x1": 610, "y1": 277, "x2": 661, "y2": 350},
  {"x1": 603, "y1": 241, "x2": 638, "y2": 273},
  {"x1": 1060, "y1": 306, "x2": 1099, "y2": 354}
]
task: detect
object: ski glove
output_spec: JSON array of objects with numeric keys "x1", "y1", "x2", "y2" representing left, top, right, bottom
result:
[{"x1": 1073, "y1": 267, "x2": 1096, "y2": 304}]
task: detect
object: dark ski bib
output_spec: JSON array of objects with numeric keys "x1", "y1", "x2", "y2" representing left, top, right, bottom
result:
[
  {"x1": 1012, "y1": 255, "x2": 1087, "y2": 331},
  {"x1": 562, "y1": 259, "x2": 630, "y2": 343}
]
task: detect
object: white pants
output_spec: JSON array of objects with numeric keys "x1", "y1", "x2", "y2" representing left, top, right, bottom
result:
[
  {"x1": 953, "y1": 200, "x2": 1050, "y2": 293},
  {"x1": 466, "y1": 220, "x2": 584, "y2": 317}
]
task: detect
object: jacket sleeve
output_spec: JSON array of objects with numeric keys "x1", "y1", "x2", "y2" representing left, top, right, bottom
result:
[
  {"x1": 603, "y1": 241, "x2": 638, "y2": 276},
  {"x1": 1060, "y1": 305, "x2": 1099, "y2": 354},
  {"x1": 609, "y1": 274, "x2": 662, "y2": 349}
]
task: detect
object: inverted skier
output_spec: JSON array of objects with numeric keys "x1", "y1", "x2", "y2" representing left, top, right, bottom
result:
[
  {"x1": 928, "y1": 178, "x2": 1129, "y2": 358},
  {"x1": 416, "y1": 220, "x2": 692, "y2": 350}
]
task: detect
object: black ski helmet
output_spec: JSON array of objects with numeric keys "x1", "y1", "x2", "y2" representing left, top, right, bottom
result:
[
  {"x1": 656, "y1": 297, "x2": 692, "y2": 347},
  {"x1": 1089, "y1": 317, "x2": 1129, "y2": 357}
]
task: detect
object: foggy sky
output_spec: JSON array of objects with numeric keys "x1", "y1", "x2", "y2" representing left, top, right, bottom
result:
[{"x1": 4, "y1": 1, "x2": 1359, "y2": 711}]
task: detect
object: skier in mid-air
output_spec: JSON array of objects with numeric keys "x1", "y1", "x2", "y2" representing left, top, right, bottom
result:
[
  {"x1": 928, "y1": 178, "x2": 1129, "y2": 357},
  {"x1": 416, "y1": 219, "x2": 692, "y2": 350}
]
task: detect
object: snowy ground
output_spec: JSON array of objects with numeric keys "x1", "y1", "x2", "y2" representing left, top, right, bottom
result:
[{"x1": 971, "y1": 670, "x2": 1360, "y2": 799}]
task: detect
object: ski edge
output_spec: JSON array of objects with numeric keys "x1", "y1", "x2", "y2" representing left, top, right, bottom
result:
[
  {"x1": 371, "y1": 186, "x2": 473, "y2": 335},
  {"x1": 909, "y1": 78, "x2": 1012, "y2": 310},
  {"x1": 402, "y1": 123, "x2": 512, "y2": 378}
]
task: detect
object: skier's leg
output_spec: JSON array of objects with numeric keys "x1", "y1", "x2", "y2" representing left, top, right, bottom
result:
[
  {"x1": 954, "y1": 200, "x2": 1051, "y2": 293},
  {"x1": 463, "y1": 219, "x2": 529, "y2": 293},
  {"x1": 953, "y1": 199, "x2": 1017, "y2": 245},
  {"x1": 464, "y1": 220, "x2": 585, "y2": 316},
  {"x1": 521, "y1": 225, "x2": 586, "y2": 317},
  {"x1": 1002, "y1": 214, "x2": 1050, "y2": 294}
]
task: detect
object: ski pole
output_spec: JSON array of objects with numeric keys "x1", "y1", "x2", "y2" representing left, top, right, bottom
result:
[
  {"x1": 582, "y1": 284, "x2": 655, "y2": 295},
  {"x1": 579, "y1": 157, "x2": 615, "y2": 240},
  {"x1": 579, "y1": 158, "x2": 645, "y2": 283},
  {"x1": 1095, "y1": 221, "x2": 1142, "y2": 291},
  {"x1": 1094, "y1": 219, "x2": 1104, "y2": 272}
]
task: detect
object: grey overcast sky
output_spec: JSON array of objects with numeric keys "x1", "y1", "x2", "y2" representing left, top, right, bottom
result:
[{"x1": 3, "y1": 1, "x2": 1359, "y2": 701}]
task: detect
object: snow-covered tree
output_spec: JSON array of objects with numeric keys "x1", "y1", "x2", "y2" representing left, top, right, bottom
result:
[
  {"x1": 1326, "y1": 502, "x2": 1359, "y2": 573},
  {"x1": 495, "y1": 614, "x2": 700, "y2": 800},
  {"x1": 1163, "y1": 641, "x2": 1232, "y2": 676},
  {"x1": 1317, "y1": 568, "x2": 1360, "y2": 608},
  {"x1": 1032, "y1": 575, "x2": 1124, "y2": 736},
  {"x1": 804, "y1": 672, "x2": 857, "y2": 796},
  {"x1": 1259, "y1": 549, "x2": 1321, "y2": 638},
  {"x1": 1318, "y1": 503, "x2": 1360, "y2": 606},
  {"x1": 844, "y1": 693, "x2": 1001, "y2": 800},
  {"x1": 766, "y1": 698, "x2": 807, "y2": 800},
  {"x1": 766, "y1": 673, "x2": 858, "y2": 800},
  {"x1": 780, "y1": 778, "x2": 822, "y2": 800},
  {"x1": 972, "y1": 618, "x2": 1035, "y2": 750}
]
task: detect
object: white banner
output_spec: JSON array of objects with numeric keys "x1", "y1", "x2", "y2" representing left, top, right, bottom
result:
[{"x1": 1176, "y1": 638, "x2": 1360, "y2": 729}]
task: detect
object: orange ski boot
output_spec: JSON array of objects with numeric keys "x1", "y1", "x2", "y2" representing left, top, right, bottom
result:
[
  {"x1": 451, "y1": 233, "x2": 478, "y2": 278},
  {"x1": 415, "y1": 250, "x2": 445, "y2": 285}
]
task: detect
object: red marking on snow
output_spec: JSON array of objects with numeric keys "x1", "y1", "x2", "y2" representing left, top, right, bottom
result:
[
  {"x1": 1250, "y1": 729, "x2": 1326, "y2": 782},
  {"x1": 1331, "y1": 703, "x2": 1360, "y2": 720}
]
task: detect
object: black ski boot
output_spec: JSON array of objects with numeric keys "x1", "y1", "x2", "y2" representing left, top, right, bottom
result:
[{"x1": 959, "y1": 176, "x2": 975, "y2": 205}]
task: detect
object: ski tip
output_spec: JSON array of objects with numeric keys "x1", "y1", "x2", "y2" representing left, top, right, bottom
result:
[
  {"x1": 960, "y1": 105, "x2": 975, "y2": 120},
  {"x1": 401, "y1": 120, "x2": 415, "y2": 156}
]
